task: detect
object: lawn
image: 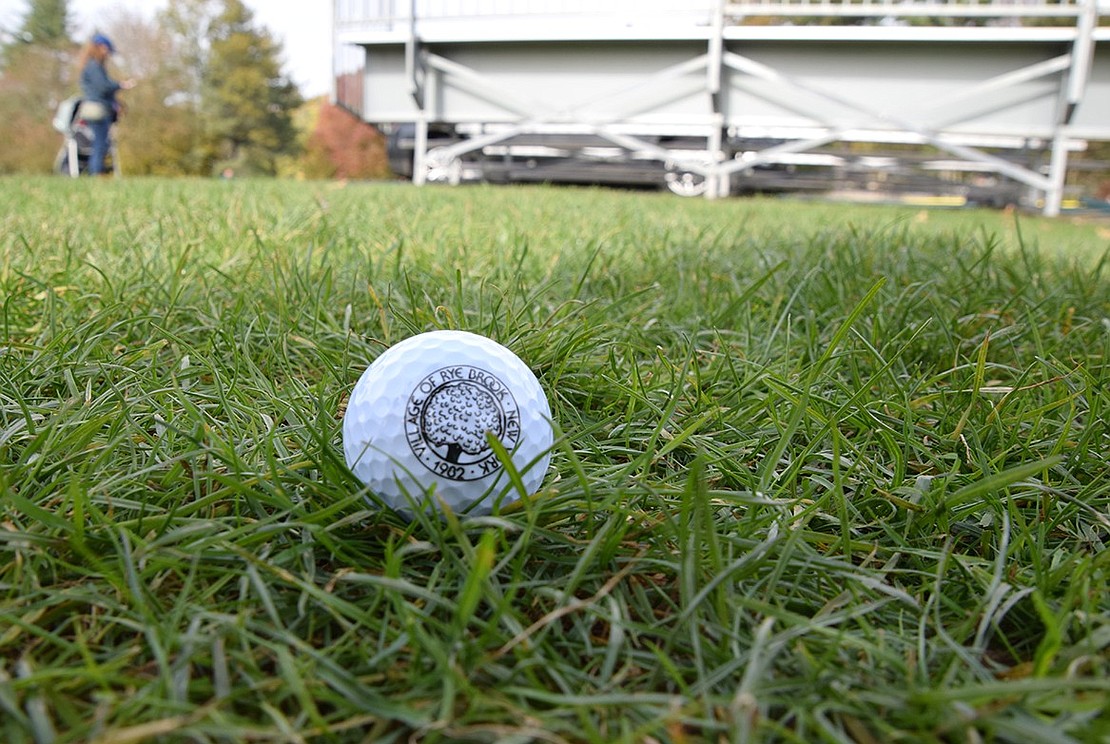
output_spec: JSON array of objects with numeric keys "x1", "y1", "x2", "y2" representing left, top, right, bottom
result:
[{"x1": 1, "y1": 176, "x2": 1108, "y2": 743}]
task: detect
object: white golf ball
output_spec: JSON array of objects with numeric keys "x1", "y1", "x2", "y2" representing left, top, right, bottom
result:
[{"x1": 343, "y1": 330, "x2": 554, "y2": 516}]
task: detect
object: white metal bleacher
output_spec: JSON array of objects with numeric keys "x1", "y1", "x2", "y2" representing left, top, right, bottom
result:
[{"x1": 334, "y1": 0, "x2": 1109, "y2": 213}]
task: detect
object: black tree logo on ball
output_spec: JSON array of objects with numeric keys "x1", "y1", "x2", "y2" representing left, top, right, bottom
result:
[
  {"x1": 405, "y1": 365, "x2": 521, "y2": 482},
  {"x1": 422, "y1": 382, "x2": 503, "y2": 463}
]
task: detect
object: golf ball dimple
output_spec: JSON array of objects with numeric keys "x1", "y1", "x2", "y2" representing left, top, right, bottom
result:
[{"x1": 342, "y1": 330, "x2": 554, "y2": 516}]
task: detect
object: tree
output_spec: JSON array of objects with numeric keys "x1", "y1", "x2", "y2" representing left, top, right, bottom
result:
[
  {"x1": 0, "y1": 46, "x2": 67, "y2": 173},
  {"x1": 152, "y1": 0, "x2": 304, "y2": 175},
  {"x1": 301, "y1": 100, "x2": 390, "y2": 180},
  {"x1": 157, "y1": 0, "x2": 213, "y2": 112},
  {"x1": 103, "y1": 9, "x2": 201, "y2": 175},
  {"x1": 153, "y1": 0, "x2": 222, "y2": 174},
  {"x1": 201, "y1": 0, "x2": 303, "y2": 175},
  {"x1": 1, "y1": 0, "x2": 319, "y2": 177},
  {"x1": 0, "y1": 0, "x2": 73, "y2": 173},
  {"x1": 422, "y1": 383, "x2": 502, "y2": 464},
  {"x1": 18, "y1": 0, "x2": 69, "y2": 46}
]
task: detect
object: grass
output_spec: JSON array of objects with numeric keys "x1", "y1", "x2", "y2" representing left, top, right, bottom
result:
[{"x1": 1, "y1": 176, "x2": 1108, "y2": 743}]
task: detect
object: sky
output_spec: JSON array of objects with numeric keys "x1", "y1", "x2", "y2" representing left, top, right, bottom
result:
[{"x1": 0, "y1": 0, "x2": 333, "y2": 97}]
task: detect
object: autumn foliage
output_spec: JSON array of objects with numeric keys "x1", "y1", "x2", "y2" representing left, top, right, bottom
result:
[
  {"x1": 2, "y1": 1, "x2": 390, "y2": 180},
  {"x1": 303, "y1": 102, "x2": 390, "y2": 180},
  {"x1": 0, "y1": 46, "x2": 66, "y2": 174}
]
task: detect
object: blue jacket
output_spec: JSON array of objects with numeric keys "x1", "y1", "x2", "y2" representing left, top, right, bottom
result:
[{"x1": 80, "y1": 59, "x2": 120, "y2": 107}]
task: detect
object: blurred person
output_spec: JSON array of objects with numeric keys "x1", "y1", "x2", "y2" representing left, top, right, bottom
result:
[{"x1": 76, "y1": 33, "x2": 134, "y2": 176}]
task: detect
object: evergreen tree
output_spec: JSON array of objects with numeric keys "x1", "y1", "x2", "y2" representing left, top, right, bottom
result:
[
  {"x1": 19, "y1": 0, "x2": 70, "y2": 46},
  {"x1": 201, "y1": 0, "x2": 303, "y2": 175},
  {"x1": 2, "y1": 0, "x2": 70, "y2": 66},
  {"x1": 0, "y1": 0, "x2": 73, "y2": 172}
]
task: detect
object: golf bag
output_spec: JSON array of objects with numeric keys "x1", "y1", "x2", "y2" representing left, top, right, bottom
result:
[{"x1": 53, "y1": 96, "x2": 119, "y2": 177}]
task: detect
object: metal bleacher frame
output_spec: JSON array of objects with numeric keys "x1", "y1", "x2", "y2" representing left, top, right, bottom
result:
[{"x1": 333, "y1": 0, "x2": 1109, "y2": 214}]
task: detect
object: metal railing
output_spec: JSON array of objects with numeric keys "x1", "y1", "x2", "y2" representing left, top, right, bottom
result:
[
  {"x1": 335, "y1": 0, "x2": 721, "y2": 33},
  {"x1": 335, "y1": 0, "x2": 1101, "y2": 31},
  {"x1": 726, "y1": 0, "x2": 1092, "y2": 18}
]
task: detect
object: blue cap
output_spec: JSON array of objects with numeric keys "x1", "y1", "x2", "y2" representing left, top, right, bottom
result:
[{"x1": 92, "y1": 33, "x2": 114, "y2": 52}]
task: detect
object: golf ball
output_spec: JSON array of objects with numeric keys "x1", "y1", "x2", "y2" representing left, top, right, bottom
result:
[{"x1": 342, "y1": 330, "x2": 554, "y2": 516}]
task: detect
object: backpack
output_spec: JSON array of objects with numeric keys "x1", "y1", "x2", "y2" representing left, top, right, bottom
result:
[{"x1": 53, "y1": 96, "x2": 82, "y2": 134}]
